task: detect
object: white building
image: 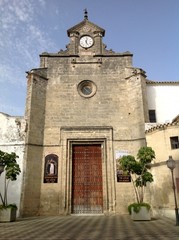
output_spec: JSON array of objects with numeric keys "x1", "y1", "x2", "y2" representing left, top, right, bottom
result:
[
  {"x1": 0, "y1": 112, "x2": 26, "y2": 216},
  {"x1": 146, "y1": 81, "x2": 179, "y2": 124}
]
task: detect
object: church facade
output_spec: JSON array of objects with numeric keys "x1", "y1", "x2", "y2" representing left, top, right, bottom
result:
[
  {"x1": 21, "y1": 15, "x2": 148, "y2": 216},
  {"x1": 21, "y1": 14, "x2": 149, "y2": 216},
  {"x1": 0, "y1": 14, "x2": 179, "y2": 218}
]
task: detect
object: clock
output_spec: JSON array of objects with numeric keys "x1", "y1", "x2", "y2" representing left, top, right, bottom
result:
[{"x1": 80, "y1": 36, "x2": 94, "y2": 48}]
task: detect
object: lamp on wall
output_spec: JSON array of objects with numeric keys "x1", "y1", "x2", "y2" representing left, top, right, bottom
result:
[{"x1": 166, "y1": 156, "x2": 179, "y2": 226}]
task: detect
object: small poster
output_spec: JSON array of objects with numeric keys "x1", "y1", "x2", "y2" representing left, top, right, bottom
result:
[
  {"x1": 44, "y1": 154, "x2": 58, "y2": 183},
  {"x1": 115, "y1": 150, "x2": 131, "y2": 183}
]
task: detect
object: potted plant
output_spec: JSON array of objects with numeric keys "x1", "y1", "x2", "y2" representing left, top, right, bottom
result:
[
  {"x1": 0, "y1": 150, "x2": 21, "y2": 222},
  {"x1": 119, "y1": 146, "x2": 155, "y2": 220}
]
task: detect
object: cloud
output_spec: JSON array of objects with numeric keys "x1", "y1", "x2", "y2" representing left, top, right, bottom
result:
[
  {"x1": 0, "y1": 0, "x2": 33, "y2": 29},
  {"x1": 0, "y1": 0, "x2": 59, "y2": 115},
  {"x1": 11, "y1": 1, "x2": 33, "y2": 22},
  {"x1": 0, "y1": 0, "x2": 56, "y2": 85},
  {"x1": 38, "y1": 0, "x2": 46, "y2": 7},
  {"x1": 28, "y1": 24, "x2": 55, "y2": 50},
  {"x1": 0, "y1": 63, "x2": 26, "y2": 86},
  {"x1": 0, "y1": 102, "x2": 24, "y2": 116}
]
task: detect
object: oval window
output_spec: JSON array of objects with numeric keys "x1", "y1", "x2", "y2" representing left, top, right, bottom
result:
[{"x1": 77, "y1": 80, "x2": 97, "y2": 98}]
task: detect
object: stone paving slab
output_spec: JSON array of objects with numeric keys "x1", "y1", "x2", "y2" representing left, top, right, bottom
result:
[{"x1": 0, "y1": 214, "x2": 179, "y2": 240}]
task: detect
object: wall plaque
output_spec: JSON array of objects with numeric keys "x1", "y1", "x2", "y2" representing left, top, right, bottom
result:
[
  {"x1": 44, "y1": 154, "x2": 58, "y2": 183},
  {"x1": 117, "y1": 172, "x2": 131, "y2": 182},
  {"x1": 116, "y1": 150, "x2": 131, "y2": 183}
]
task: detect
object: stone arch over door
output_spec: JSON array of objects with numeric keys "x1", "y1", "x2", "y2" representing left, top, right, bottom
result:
[{"x1": 60, "y1": 126, "x2": 115, "y2": 215}]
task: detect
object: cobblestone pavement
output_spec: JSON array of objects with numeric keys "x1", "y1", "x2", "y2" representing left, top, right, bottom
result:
[{"x1": 0, "y1": 214, "x2": 179, "y2": 240}]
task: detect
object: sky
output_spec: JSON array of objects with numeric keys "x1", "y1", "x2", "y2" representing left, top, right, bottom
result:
[{"x1": 0, "y1": 0, "x2": 179, "y2": 116}]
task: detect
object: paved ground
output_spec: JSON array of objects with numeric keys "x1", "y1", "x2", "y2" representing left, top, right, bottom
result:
[{"x1": 0, "y1": 214, "x2": 179, "y2": 240}]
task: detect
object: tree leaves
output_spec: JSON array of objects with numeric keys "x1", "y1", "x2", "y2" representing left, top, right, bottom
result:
[
  {"x1": 119, "y1": 146, "x2": 155, "y2": 203},
  {"x1": 135, "y1": 172, "x2": 154, "y2": 187},
  {"x1": 0, "y1": 150, "x2": 21, "y2": 181},
  {"x1": 0, "y1": 150, "x2": 20, "y2": 206},
  {"x1": 137, "y1": 147, "x2": 155, "y2": 165}
]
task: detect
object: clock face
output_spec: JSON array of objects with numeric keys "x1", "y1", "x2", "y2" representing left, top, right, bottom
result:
[{"x1": 80, "y1": 36, "x2": 94, "y2": 48}]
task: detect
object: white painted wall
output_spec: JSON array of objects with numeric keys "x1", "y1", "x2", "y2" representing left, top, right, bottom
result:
[
  {"x1": 147, "y1": 83, "x2": 179, "y2": 123},
  {"x1": 0, "y1": 113, "x2": 25, "y2": 217}
]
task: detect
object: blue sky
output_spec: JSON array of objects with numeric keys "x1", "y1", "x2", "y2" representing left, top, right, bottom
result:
[{"x1": 0, "y1": 0, "x2": 179, "y2": 116}]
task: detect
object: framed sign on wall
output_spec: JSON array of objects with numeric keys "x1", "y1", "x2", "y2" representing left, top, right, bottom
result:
[{"x1": 44, "y1": 154, "x2": 58, "y2": 183}]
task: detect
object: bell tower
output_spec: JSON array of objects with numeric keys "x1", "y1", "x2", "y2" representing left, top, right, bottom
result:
[{"x1": 66, "y1": 9, "x2": 105, "y2": 56}]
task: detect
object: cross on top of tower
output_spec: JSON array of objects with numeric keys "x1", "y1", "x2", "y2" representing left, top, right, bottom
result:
[{"x1": 84, "y1": 8, "x2": 88, "y2": 20}]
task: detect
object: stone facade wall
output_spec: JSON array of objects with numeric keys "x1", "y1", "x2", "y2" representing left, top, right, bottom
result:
[
  {"x1": 21, "y1": 52, "x2": 148, "y2": 216},
  {"x1": 43, "y1": 58, "x2": 146, "y2": 141},
  {"x1": 20, "y1": 71, "x2": 48, "y2": 216},
  {"x1": 21, "y1": 18, "x2": 148, "y2": 216}
]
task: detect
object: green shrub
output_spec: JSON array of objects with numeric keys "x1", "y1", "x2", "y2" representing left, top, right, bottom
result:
[{"x1": 128, "y1": 202, "x2": 151, "y2": 214}]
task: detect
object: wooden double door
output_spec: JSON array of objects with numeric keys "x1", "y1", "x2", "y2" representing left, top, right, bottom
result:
[{"x1": 71, "y1": 144, "x2": 103, "y2": 214}]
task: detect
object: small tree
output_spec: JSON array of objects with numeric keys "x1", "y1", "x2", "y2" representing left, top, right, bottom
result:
[
  {"x1": 119, "y1": 147, "x2": 155, "y2": 204},
  {"x1": 0, "y1": 150, "x2": 21, "y2": 208}
]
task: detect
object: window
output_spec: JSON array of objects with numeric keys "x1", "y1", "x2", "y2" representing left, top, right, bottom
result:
[
  {"x1": 170, "y1": 136, "x2": 179, "y2": 149},
  {"x1": 77, "y1": 80, "x2": 97, "y2": 98},
  {"x1": 149, "y1": 110, "x2": 156, "y2": 122}
]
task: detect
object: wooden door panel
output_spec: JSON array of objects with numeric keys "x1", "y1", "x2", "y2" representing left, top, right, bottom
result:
[{"x1": 71, "y1": 144, "x2": 103, "y2": 214}]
